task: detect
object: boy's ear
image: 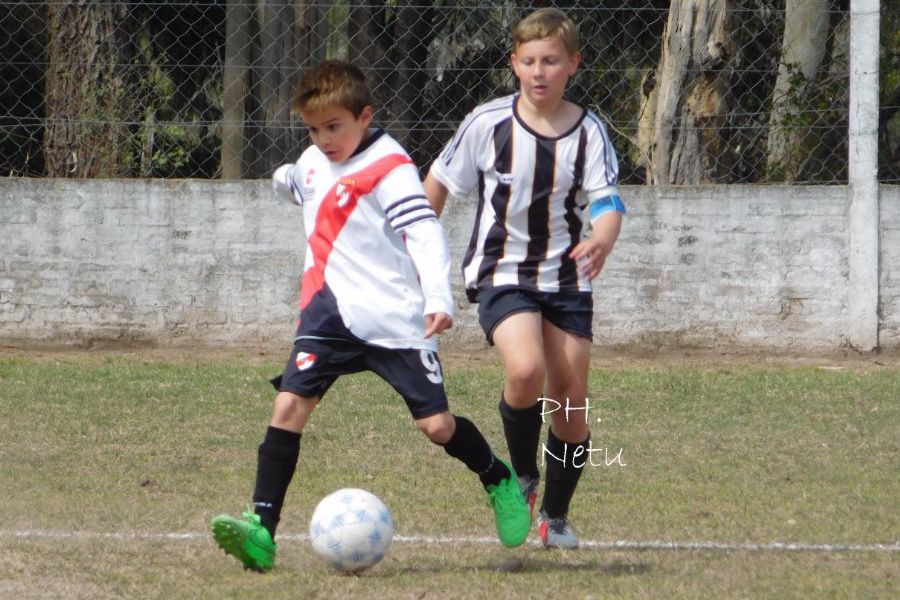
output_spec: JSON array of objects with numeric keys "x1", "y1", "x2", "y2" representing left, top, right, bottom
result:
[
  {"x1": 359, "y1": 105, "x2": 374, "y2": 125},
  {"x1": 569, "y1": 51, "x2": 581, "y2": 74}
]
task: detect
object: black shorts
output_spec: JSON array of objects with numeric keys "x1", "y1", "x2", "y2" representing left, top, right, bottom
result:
[
  {"x1": 270, "y1": 337, "x2": 449, "y2": 419},
  {"x1": 475, "y1": 286, "x2": 593, "y2": 345}
]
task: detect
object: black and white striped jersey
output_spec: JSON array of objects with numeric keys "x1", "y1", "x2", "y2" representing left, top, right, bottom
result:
[{"x1": 430, "y1": 94, "x2": 622, "y2": 301}]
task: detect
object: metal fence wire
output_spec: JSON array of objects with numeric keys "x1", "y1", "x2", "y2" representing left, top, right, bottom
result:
[{"x1": 1, "y1": 1, "x2": 897, "y2": 183}]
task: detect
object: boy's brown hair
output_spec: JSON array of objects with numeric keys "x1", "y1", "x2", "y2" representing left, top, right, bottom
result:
[
  {"x1": 511, "y1": 8, "x2": 579, "y2": 56},
  {"x1": 291, "y1": 60, "x2": 372, "y2": 117}
]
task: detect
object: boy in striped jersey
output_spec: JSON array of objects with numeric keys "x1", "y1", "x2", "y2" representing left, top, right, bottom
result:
[
  {"x1": 210, "y1": 61, "x2": 529, "y2": 572},
  {"x1": 424, "y1": 8, "x2": 625, "y2": 549}
]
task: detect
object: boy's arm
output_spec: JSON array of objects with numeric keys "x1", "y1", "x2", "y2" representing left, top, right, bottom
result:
[
  {"x1": 569, "y1": 193, "x2": 625, "y2": 280},
  {"x1": 271, "y1": 164, "x2": 303, "y2": 205},
  {"x1": 375, "y1": 163, "x2": 453, "y2": 336},
  {"x1": 423, "y1": 172, "x2": 450, "y2": 217},
  {"x1": 402, "y1": 218, "x2": 455, "y2": 336}
]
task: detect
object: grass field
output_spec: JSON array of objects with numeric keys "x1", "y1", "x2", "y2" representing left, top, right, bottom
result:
[{"x1": 0, "y1": 350, "x2": 897, "y2": 599}]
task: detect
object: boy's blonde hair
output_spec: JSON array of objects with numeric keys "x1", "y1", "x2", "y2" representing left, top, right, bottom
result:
[
  {"x1": 291, "y1": 60, "x2": 371, "y2": 117},
  {"x1": 511, "y1": 8, "x2": 579, "y2": 56}
]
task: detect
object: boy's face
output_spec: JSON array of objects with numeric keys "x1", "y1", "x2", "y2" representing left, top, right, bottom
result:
[
  {"x1": 299, "y1": 104, "x2": 373, "y2": 163},
  {"x1": 511, "y1": 36, "x2": 580, "y2": 108}
]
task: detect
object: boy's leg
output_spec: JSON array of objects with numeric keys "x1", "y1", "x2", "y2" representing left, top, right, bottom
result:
[
  {"x1": 253, "y1": 391, "x2": 319, "y2": 535},
  {"x1": 539, "y1": 320, "x2": 591, "y2": 548},
  {"x1": 491, "y1": 311, "x2": 546, "y2": 511},
  {"x1": 415, "y1": 412, "x2": 508, "y2": 487},
  {"x1": 415, "y1": 411, "x2": 531, "y2": 548},
  {"x1": 364, "y1": 347, "x2": 530, "y2": 547},
  {"x1": 211, "y1": 391, "x2": 318, "y2": 572},
  {"x1": 212, "y1": 338, "x2": 346, "y2": 571}
]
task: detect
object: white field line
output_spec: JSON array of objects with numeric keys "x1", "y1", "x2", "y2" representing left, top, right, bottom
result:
[{"x1": 2, "y1": 529, "x2": 898, "y2": 553}]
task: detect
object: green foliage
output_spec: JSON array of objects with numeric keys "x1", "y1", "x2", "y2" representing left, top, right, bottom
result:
[
  {"x1": 119, "y1": 3, "x2": 224, "y2": 178},
  {"x1": 880, "y1": 4, "x2": 900, "y2": 181},
  {"x1": 7, "y1": 1, "x2": 900, "y2": 181}
]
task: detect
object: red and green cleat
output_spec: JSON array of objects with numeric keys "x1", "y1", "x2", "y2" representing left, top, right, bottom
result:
[
  {"x1": 538, "y1": 509, "x2": 579, "y2": 549},
  {"x1": 518, "y1": 475, "x2": 539, "y2": 521},
  {"x1": 211, "y1": 511, "x2": 276, "y2": 572}
]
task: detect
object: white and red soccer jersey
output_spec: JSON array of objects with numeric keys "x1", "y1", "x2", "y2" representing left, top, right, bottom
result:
[
  {"x1": 272, "y1": 129, "x2": 452, "y2": 351},
  {"x1": 430, "y1": 94, "x2": 621, "y2": 301}
]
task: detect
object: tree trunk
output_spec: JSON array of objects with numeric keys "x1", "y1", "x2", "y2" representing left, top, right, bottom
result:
[
  {"x1": 297, "y1": 0, "x2": 325, "y2": 70},
  {"x1": 221, "y1": 0, "x2": 253, "y2": 179},
  {"x1": 766, "y1": 0, "x2": 831, "y2": 181},
  {"x1": 245, "y1": 1, "x2": 297, "y2": 179},
  {"x1": 44, "y1": 1, "x2": 130, "y2": 177},
  {"x1": 387, "y1": 1, "x2": 435, "y2": 167},
  {"x1": 348, "y1": 4, "x2": 378, "y2": 72},
  {"x1": 644, "y1": 0, "x2": 738, "y2": 184},
  {"x1": 260, "y1": 1, "x2": 298, "y2": 171},
  {"x1": 349, "y1": 2, "x2": 390, "y2": 112}
]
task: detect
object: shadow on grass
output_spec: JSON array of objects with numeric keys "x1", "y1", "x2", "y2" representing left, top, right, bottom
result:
[{"x1": 387, "y1": 556, "x2": 651, "y2": 577}]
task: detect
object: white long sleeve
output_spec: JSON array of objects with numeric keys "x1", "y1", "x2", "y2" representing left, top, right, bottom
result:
[
  {"x1": 401, "y1": 218, "x2": 454, "y2": 318},
  {"x1": 271, "y1": 164, "x2": 303, "y2": 205}
]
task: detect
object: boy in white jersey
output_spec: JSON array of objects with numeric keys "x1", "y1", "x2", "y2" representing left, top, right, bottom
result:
[
  {"x1": 211, "y1": 61, "x2": 529, "y2": 572},
  {"x1": 424, "y1": 9, "x2": 625, "y2": 549}
]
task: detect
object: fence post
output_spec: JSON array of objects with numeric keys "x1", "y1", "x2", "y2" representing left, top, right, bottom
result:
[{"x1": 847, "y1": 0, "x2": 880, "y2": 351}]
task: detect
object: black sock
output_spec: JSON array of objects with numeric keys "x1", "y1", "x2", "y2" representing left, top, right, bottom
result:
[
  {"x1": 498, "y1": 395, "x2": 543, "y2": 481},
  {"x1": 252, "y1": 426, "x2": 301, "y2": 538},
  {"x1": 540, "y1": 428, "x2": 588, "y2": 518},
  {"x1": 440, "y1": 415, "x2": 510, "y2": 487}
]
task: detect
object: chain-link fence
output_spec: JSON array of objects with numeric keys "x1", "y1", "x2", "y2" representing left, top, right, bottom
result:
[{"x1": 1, "y1": 1, "x2": 897, "y2": 183}]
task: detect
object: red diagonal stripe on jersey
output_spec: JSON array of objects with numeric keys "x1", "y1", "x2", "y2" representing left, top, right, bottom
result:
[{"x1": 299, "y1": 153, "x2": 413, "y2": 310}]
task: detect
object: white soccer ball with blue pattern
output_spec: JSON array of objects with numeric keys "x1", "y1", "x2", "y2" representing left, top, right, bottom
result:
[{"x1": 309, "y1": 488, "x2": 394, "y2": 573}]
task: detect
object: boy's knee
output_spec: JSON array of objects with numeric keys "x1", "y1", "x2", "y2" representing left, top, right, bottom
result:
[
  {"x1": 506, "y1": 359, "x2": 545, "y2": 391},
  {"x1": 271, "y1": 391, "x2": 317, "y2": 429},
  {"x1": 416, "y1": 413, "x2": 455, "y2": 444}
]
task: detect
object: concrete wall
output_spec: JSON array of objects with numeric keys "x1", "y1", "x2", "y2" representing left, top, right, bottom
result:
[
  {"x1": 881, "y1": 186, "x2": 900, "y2": 349},
  {"x1": 1, "y1": 178, "x2": 897, "y2": 351}
]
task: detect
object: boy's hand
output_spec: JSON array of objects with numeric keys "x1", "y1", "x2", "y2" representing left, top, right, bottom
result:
[
  {"x1": 571, "y1": 210, "x2": 622, "y2": 280},
  {"x1": 424, "y1": 312, "x2": 453, "y2": 338},
  {"x1": 569, "y1": 238, "x2": 613, "y2": 280}
]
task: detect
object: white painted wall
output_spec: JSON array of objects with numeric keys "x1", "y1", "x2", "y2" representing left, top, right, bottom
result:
[{"x1": 1, "y1": 179, "x2": 897, "y2": 352}]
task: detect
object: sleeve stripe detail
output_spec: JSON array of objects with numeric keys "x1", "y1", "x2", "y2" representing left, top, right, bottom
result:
[
  {"x1": 585, "y1": 112, "x2": 618, "y2": 182},
  {"x1": 392, "y1": 213, "x2": 438, "y2": 231},
  {"x1": 384, "y1": 194, "x2": 428, "y2": 213},
  {"x1": 389, "y1": 204, "x2": 436, "y2": 221}
]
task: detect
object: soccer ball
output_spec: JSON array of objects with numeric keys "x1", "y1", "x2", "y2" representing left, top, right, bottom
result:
[{"x1": 309, "y1": 488, "x2": 394, "y2": 573}]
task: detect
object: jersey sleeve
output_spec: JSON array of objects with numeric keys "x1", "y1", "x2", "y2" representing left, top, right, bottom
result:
[
  {"x1": 374, "y1": 162, "x2": 439, "y2": 231},
  {"x1": 428, "y1": 109, "x2": 483, "y2": 197},
  {"x1": 402, "y1": 218, "x2": 454, "y2": 317},
  {"x1": 582, "y1": 114, "x2": 625, "y2": 222},
  {"x1": 271, "y1": 162, "x2": 304, "y2": 205}
]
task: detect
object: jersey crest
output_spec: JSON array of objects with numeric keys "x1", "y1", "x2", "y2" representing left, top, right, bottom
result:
[{"x1": 299, "y1": 153, "x2": 413, "y2": 311}]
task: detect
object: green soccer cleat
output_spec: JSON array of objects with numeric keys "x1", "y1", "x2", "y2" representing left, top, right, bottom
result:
[
  {"x1": 485, "y1": 459, "x2": 532, "y2": 548},
  {"x1": 211, "y1": 511, "x2": 276, "y2": 572}
]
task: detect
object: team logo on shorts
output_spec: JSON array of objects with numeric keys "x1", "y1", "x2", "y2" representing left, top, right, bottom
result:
[{"x1": 295, "y1": 352, "x2": 317, "y2": 371}]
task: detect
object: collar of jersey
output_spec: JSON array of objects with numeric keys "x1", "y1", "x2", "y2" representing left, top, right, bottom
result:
[
  {"x1": 348, "y1": 127, "x2": 386, "y2": 160},
  {"x1": 512, "y1": 94, "x2": 586, "y2": 142}
]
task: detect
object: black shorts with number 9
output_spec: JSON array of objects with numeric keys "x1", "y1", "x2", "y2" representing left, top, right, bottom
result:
[{"x1": 270, "y1": 337, "x2": 449, "y2": 419}]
